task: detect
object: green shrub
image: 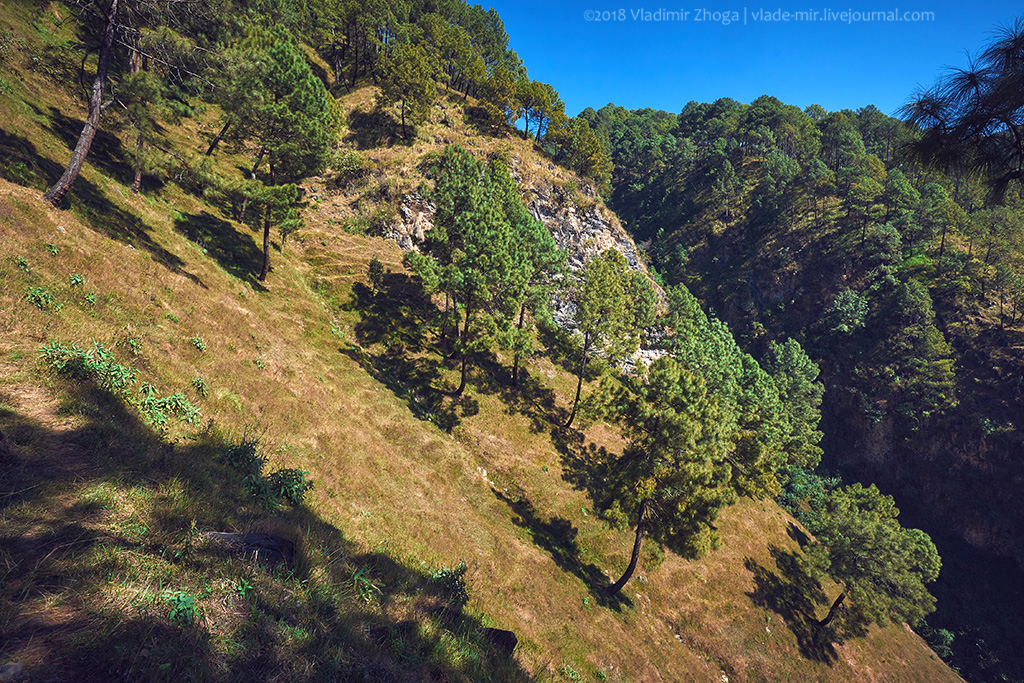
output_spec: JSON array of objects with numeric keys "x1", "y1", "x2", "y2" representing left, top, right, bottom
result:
[
  {"x1": 191, "y1": 376, "x2": 209, "y2": 397},
  {"x1": 165, "y1": 591, "x2": 198, "y2": 626},
  {"x1": 222, "y1": 433, "x2": 267, "y2": 476},
  {"x1": 25, "y1": 286, "x2": 55, "y2": 310},
  {"x1": 69, "y1": 273, "x2": 85, "y2": 287},
  {"x1": 267, "y1": 467, "x2": 314, "y2": 506},
  {"x1": 431, "y1": 561, "x2": 468, "y2": 612},
  {"x1": 222, "y1": 432, "x2": 313, "y2": 507},
  {"x1": 138, "y1": 383, "x2": 202, "y2": 427},
  {"x1": 40, "y1": 340, "x2": 138, "y2": 394},
  {"x1": 190, "y1": 336, "x2": 206, "y2": 351}
]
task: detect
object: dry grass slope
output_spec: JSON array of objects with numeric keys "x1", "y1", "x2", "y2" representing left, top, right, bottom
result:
[{"x1": 0, "y1": 4, "x2": 962, "y2": 681}]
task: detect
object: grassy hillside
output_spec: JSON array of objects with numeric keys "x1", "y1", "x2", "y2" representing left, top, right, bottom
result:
[{"x1": 1, "y1": 6, "x2": 961, "y2": 681}]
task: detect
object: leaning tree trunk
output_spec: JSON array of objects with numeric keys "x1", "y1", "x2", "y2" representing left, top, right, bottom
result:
[
  {"x1": 258, "y1": 161, "x2": 276, "y2": 282},
  {"x1": 43, "y1": 0, "x2": 119, "y2": 206},
  {"x1": 564, "y1": 331, "x2": 591, "y2": 428},
  {"x1": 205, "y1": 119, "x2": 231, "y2": 156},
  {"x1": 453, "y1": 298, "x2": 472, "y2": 396},
  {"x1": 511, "y1": 302, "x2": 526, "y2": 388},
  {"x1": 607, "y1": 498, "x2": 648, "y2": 595},
  {"x1": 818, "y1": 588, "x2": 847, "y2": 629}
]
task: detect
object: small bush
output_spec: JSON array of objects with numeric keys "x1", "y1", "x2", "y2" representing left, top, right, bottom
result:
[
  {"x1": 267, "y1": 467, "x2": 314, "y2": 506},
  {"x1": 222, "y1": 433, "x2": 267, "y2": 476},
  {"x1": 165, "y1": 591, "x2": 198, "y2": 626},
  {"x1": 190, "y1": 336, "x2": 206, "y2": 351},
  {"x1": 14, "y1": 256, "x2": 29, "y2": 271},
  {"x1": 222, "y1": 432, "x2": 314, "y2": 507},
  {"x1": 431, "y1": 561, "x2": 468, "y2": 612},
  {"x1": 138, "y1": 383, "x2": 202, "y2": 427},
  {"x1": 191, "y1": 376, "x2": 209, "y2": 397},
  {"x1": 350, "y1": 565, "x2": 382, "y2": 604},
  {"x1": 69, "y1": 273, "x2": 85, "y2": 287},
  {"x1": 40, "y1": 340, "x2": 138, "y2": 394},
  {"x1": 25, "y1": 286, "x2": 55, "y2": 310},
  {"x1": 368, "y1": 257, "x2": 385, "y2": 292}
]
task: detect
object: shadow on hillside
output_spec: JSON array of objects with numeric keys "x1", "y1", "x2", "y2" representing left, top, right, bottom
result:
[
  {"x1": 468, "y1": 351, "x2": 565, "y2": 434},
  {"x1": 345, "y1": 107, "x2": 410, "y2": 150},
  {"x1": 0, "y1": 374, "x2": 530, "y2": 681},
  {"x1": 550, "y1": 427, "x2": 615, "y2": 498},
  {"x1": 346, "y1": 273, "x2": 483, "y2": 430},
  {"x1": 40, "y1": 105, "x2": 134, "y2": 188},
  {"x1": 0, "y1": 126, "x2": 206, "y2": 288},
  {"x1": 494, "y1": 489, "x2": 630, "y2": 611},
  {"x1": 744, "y1": 545, "x2": 839, "y2": 664},
  {"x1": 173, "y1": 211, "x2": 266, "y2": 287}
]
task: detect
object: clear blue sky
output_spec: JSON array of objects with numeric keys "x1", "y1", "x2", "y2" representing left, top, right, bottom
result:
[{"x1": 484, "y1": 1, "x2": 1021, "y2": 118}]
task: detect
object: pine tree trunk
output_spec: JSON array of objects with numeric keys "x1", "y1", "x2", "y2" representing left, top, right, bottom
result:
[
  {"x1": 512, "y1": 302, "x2": 526, "y2": 388},
  {"x1": 564, "y1": 332, "x2": 591, "y2": 428},
  {"x1": 251, "y1": 147, "x2": 266, "y2": 179},
  {"x1": 206, "y1": 119, "x2": 231, "y2": 156},
  {"x1": 440, "y1": 291, "x2": 451, "y2": 343},
  {"x1": 453, "y1": 298, "x2": 472, "y2": 396},
  {"x1": 43, "y1": 0, "x2": 119, "y2": 206},
  {"x1": 607, "y1": 499, "x2": 648, "y2": 595},
  {"x1": 132, "y1": 129, "x2": 144, "y2": 193},
  {"x1": 259, "y1": 162, "x2": 276, "y2": 282},
  {"x1": 818, "y1": 589, "x2": 847, "y2": 629}
]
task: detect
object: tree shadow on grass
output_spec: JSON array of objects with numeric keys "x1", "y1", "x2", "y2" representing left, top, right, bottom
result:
[
  {"x1": 744, "y1": 545, "x2": 839, "y2": 664},
  {"x1": 344, "y1": 106, "x2": 410, "y2": 150},
  {"x1": 40, "y1": 105, "x2": 134, "y2": 188},
  {"x1": 0, "y1": 126, "x2": 206, "y2": 288},
  {"x1": 550, "y1": 426, "x2": 615, "y2": 498},
  {"x1": 172, "y1": 211, "x2": 266, "y2": 289},
  {"x1": 494, "y1": 489, "x2": 631, "y2": 612},
  {"x1": 0, "y1": 374, "x2": 530, "y2": 681},
  {"x1": 344, "y1": 274, "x2": 481, "y2": 431},
  {"x1": 468, "y1": 350, "x2": 565, "y2": 435}
]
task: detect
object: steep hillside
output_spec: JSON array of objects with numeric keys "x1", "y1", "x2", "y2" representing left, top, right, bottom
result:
[
  {"x1": 1, "y1": 7, "x2": 961, "y2": 682},
  {"x1": 589, "y1": 98, "x2": 1024, "y2": 682}
]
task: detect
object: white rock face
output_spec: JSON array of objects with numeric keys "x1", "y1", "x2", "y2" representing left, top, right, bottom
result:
[{"x1": 385, "y1": 161, "x2": 667, "y2": 370}]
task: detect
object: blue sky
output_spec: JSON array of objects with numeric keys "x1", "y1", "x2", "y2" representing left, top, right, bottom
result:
[{"x1": 484, "y1": 1, "x2": 1021, "y2": 118}]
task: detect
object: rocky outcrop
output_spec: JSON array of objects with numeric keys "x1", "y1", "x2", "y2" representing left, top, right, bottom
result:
[
  {"x1": 387, "y1": 193, "x2": 436, "y2": 252},
  {"x1": 385, "y1": 161, "x2": 667, "y2": 370},
  {"x1": 386, "y1": 159, "x2": 644, "y2": 280}
]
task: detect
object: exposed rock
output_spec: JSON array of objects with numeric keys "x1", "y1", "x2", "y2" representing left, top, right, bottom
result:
[
  {"x1": 385, "y1": 163, "x2": 668, "y2": 369},
  {"x1": 0, "y1": 662, "x2": 25, "y2": 683},
  {"x1": 481, "y1": 627, "x2": 517, "y2": 656},
  {"x1": 386, "y1": 193, "x2": 436, "y2": 251},
  {"x1": 203, "y1": 531, "x2": 294, "y2": 566}
]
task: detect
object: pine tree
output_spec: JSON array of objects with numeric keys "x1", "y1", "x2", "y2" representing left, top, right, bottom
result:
[
  {"x1": 405, "y1": 146, "x2": 517, "y2": 395},
  {"x1": 601, "y1": 357, "x2": 733, "y2": 594},
  {"x1": 232, "y1": 27, "x2": 340, "y2": 281},
  {"x1": 378, "y1": 42, "x2": 437, "y2": 138},
  {"x1": 565, "y1": 249, "x2": 654, "y2": 428},
  {"x1": 803, "y1": 483, "x2": 941, "y2": 632}
]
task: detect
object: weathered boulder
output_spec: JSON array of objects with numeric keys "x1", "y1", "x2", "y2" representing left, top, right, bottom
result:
[
  {"x1": 481, "y1": 627, "x2": 517, "y2": 656},
  {"x1": 203, "y1": 531, "x2": 294, "y2": 566}
]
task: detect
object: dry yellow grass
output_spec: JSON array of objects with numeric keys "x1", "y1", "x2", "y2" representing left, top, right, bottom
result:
[{"x1": 0, "y1": 8, "x2": 964, "y2": 679}]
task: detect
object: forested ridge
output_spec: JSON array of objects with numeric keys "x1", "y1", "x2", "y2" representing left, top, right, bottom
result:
[
  {"x1": 579, "y1": 41, "x2": 1024, "y2": 681},
  {"x1": 0, "y1": 0, "x2": 1016, "y2": 679}
]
